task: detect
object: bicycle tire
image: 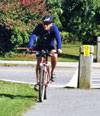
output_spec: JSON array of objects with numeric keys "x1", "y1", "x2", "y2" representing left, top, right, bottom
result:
[
  {"x1": 44, "y1": 86, "x2": 47, "y2": 99},
  {"x1": 44, "y1": 74, "x2": 48, "y2": 100},
  {"x1": 44, "y1": 66, "x2": 50, "y2": 99},
  {"x1": 39, "y1": 66, "x2": 45, "y2": 102}
]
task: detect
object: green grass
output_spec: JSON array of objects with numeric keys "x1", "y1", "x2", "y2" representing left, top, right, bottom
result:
[
  {"x1": 0, "y1": 44, "x2": 97, "y2": 62},
  {"x1": 0, "y1": 81, "x2": 38, "y2": 116},
  {"x1": 58, "y1": 43, "x2": 97, "y2": 62},
  {"x1": 58, "y1": 44, "x2": 81, "y2": 62}
]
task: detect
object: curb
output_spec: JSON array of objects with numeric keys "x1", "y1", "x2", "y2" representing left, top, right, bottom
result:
[
  {"x1": 0, "y1": 60, "x2": 100, "y2": 68},
  {"x1": 0, "y1": 60, "x2": 78, "y2": 68},
  {"x1": 0, "y1": 60, "x2": 37, "y2": 67}
]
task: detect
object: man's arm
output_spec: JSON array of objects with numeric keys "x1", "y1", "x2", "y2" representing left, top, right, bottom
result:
[
  {"x1": 53, "y1": 25, "x2": 62, "y2": 53},
  {"x1": 28, "y1": 24, "x2": 41, "y2": 49},
  {"x1": 29, "y1": 34, "x2": 37, "y2": 49}
]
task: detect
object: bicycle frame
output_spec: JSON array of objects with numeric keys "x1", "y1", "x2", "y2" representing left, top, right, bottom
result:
[
  {"x1": 30, "y1": 50, "x2": 51, "y2": 102},
  {"x1": 39, "y1": 56, "x2": 50, "y2": 86}
]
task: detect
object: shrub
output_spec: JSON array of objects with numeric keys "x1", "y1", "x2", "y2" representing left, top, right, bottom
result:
[{"x1": 0, "y1": 0, "x2": 49, "y2": 53}]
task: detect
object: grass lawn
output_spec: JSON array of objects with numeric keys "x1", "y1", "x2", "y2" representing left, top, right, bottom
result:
[
  {"x1": 58, "y1": 44, "x2": 80, "y2": 62},
  {"x1": 0, "y1": 81, "x2": 38, "y2": 116},
  {"x1": 58, "y1": 43, "x2": 96, "y2": 62},
  {"x1": 0, "y1": 43, "x2": 97, "y2": 62}
]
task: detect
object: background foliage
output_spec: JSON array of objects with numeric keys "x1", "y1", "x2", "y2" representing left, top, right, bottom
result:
[
  {"x1": 48, "y1": 0, "x2": 100, "y2": 44},
  {"x1": 0, "y1": 0, "x2": 100, "y2": 54},
  {"x1": 0, "y1": 0, "x2": 48, "y2": 54}
]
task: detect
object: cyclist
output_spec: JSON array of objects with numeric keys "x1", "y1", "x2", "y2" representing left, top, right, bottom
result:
[{"x1": 28, "y1": 15, "x2": 62, "y2": 90}]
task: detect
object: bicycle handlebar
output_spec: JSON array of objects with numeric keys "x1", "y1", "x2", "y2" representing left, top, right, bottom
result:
[{"x1": 28, "y1": 50, "x2": 57, "y2": 56}]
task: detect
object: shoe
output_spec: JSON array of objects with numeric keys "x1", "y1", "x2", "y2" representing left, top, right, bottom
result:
[
  {"x1": 34, "y1": 84, "x2": 39, "y2": 91},
  {"x1": 51, "y1": 72, "x2": 56, "y2": 82}
]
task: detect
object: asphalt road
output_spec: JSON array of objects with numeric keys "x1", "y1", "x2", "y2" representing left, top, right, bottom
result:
[
  {"x1": 0, "y1": 66, "x2": 100, "y2": 116},
  {"x1": 0, "y1": 66, "x2": 76, "y2": 86}
]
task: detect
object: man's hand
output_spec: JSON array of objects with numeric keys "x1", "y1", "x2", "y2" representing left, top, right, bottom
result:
[
  {"x1": 57, "y1": 49, "x2": 62, "y2": 54},
  {"x1": 27, "y1": 48, "x2": 32, "y2": 53}
]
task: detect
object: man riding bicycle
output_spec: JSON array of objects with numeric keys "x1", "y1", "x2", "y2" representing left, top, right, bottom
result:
[{"x1": 28, "y1": 15, "x2": 62, "y2": 91}]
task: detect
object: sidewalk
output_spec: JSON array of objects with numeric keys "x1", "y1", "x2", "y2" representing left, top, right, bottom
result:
[
  {"x1": 0, "y1": 60, "x2": 100, "y2": 68},
  {"x1": 23, "y1": 88, "x2": 100, "y2": 116}
]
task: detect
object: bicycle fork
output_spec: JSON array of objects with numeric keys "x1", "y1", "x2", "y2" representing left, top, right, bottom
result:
[{"x1": 44, "y1": 65, "x2": 50, "y2": 87}]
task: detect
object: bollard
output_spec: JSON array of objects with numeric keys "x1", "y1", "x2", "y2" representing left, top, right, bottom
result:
[
  {"x1": 78, "y1": 45, "x2": 94, "y2": 89},
  {"x1": 97, "y1": 37, "x2": 100, "y2": 62}
]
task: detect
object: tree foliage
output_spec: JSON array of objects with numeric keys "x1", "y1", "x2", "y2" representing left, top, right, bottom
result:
[
  {"x1": 60, "y1": 0, "x2": 100, "y2": 44},
  {"x1": 0, "y1": 0, "x2": 100, "y2": 54},
  {"x1": 0, "y1": 0, "x2": 49, "y2": 53},
  {"x1": 46, "y1": 0, "x2": 63, "y2": 29}
]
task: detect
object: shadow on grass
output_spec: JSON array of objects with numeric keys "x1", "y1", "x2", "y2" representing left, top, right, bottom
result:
[
  {"x1": 0, "y1": 93, "x2": 37, "y2": 99},
  {"x1": 59, "y1": 53, "x2": 79, "y2": 60}
]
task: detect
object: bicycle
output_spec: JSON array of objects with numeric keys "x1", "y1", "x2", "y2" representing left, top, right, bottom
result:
[{"x1": 29, "y1": 50, "x2": 56, "y2": 102}]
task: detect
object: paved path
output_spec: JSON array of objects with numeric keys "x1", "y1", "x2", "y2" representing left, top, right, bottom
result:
[{"x1": 23, "y1": 88, "x2": 100, "y2": 116}]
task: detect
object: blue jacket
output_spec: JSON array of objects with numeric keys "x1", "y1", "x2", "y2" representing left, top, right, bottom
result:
[{"x1": 29, "y1": 24, "x2": 62, "y2": 49}]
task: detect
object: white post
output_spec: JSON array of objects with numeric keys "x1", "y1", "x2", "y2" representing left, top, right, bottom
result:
[
  {"x1": 78, "y1": 45, "x2": 94, "y2": 89},
  {"x1": 97, "y1": 37, "x2": 100, "y2": 62}
]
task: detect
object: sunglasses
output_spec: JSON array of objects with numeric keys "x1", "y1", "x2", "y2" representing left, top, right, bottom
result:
[{"x1": 43, "y1": 21, "x2": 51, "y2": 25}]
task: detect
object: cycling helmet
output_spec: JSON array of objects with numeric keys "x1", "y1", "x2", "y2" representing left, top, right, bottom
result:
[{"x1": 42, "y1": 15, "x2": 53, "y2": 25}]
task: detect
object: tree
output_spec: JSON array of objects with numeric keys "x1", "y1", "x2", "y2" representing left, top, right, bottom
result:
[
  {"x1": 47, "y1": 0, "x2": 63, "y2": 30},
  {"x1": 60, "y1": 0, "x2": 99, "y2": 44},
  {"x1": 0, "y1": 0, "x2": 49, "y2": 53}
]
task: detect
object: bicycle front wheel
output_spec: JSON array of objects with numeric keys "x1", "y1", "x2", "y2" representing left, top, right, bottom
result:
[{"x1": 39, "y1": 66, "x2": 45, "y2": 102}]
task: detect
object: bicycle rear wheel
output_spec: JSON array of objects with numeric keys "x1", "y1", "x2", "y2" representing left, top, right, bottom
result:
[{"x1": 39, "y1": 66, "x2": 45, "y2": 102}]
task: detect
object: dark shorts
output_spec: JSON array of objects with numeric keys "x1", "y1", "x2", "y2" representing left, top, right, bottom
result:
[
  {"x1": 36, "y1": 45, "x2": 57, "y2": 58},
  {"x1": 36, "y1": 45, "x2": 57, "y2": 52}
]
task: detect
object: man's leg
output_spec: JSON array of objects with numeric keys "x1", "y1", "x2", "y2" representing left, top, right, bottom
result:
[
  {"x1": 34, "y1": 57, "x2": 41, "y2": 91},
  {"x1": 51, "y1": 49, "x2": 57, "y2": 80},
  {"x1": 36, "y1": 57, "x2": 41, "y2": 84}
]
